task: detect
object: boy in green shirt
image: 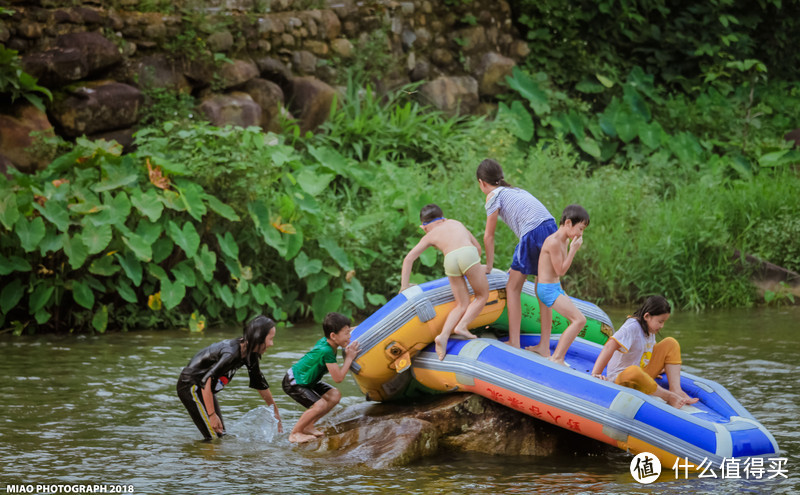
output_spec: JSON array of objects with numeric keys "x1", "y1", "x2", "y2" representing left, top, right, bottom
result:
[{"x1": 282, "y1": 312, "x2": 360, "y2": 443}]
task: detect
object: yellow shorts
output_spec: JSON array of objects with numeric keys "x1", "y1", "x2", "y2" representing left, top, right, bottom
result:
[{"x1": 443, "y1": 246, "x2": 481, "y2": 277}]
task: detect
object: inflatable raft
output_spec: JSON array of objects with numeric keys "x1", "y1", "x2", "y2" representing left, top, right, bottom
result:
[
  {"x1": 350, "y1": 271, "x2": 613, "y2": 401},
  {"x1": 349, "y1": 274, "x2": 780, "y2": 470}
]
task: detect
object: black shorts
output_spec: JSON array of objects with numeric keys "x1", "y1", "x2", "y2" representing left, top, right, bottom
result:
[{"x1": 282, "y1": 372, "x2": 333, "y2": 409}]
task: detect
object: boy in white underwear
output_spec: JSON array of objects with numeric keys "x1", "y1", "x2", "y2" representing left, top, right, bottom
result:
[{"x1": 400, "y1": 204, "x2": 490, "y2": 360}]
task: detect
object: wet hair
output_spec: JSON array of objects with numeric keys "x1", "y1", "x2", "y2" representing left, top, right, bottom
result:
[
  {"x1": 476, "y1": 158, "x2": 511, "y2": 187},
  {"x1": 420, "y1": 204, "x2": 444, "y2": 224},
  {"x1": 241, "y1": 315, "x2": 276, "y2": 365},
  {"x1": 323, "y1": 312, "x2": 351, "y2": 338},
  {"x1": 632, "y1": 296, "x2": 671, "y2": 336},
  {"x1": 560, "y1": 204, "x2": 590, "y2": 227}
]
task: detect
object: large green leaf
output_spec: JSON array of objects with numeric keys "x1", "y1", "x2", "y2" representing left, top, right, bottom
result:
[
  {"x1": 0, "y1": 255, "x2": 31, "y2": 275},
  {"x1": 33, "y1": 199, "x2": 70, "y2": 232},
  {"x1": 88, "y1": 254, "x2": 120, "y2": 276},
  {"x1": 175, "y1": 179, "x2": 207, "y2": 221},
  {"x1": 82, "y1": 223, "x2": 112, "y2": 255},
  {"x1": 284, "y1": 227, "x2": 304, "y2": 261},
  {"x1": 116, "y1": 250, "x2": 143, "y2": 286},
  {"x1": 215, "y1": 232, "x2": 239, "y2": 260},
  {"x1": 638, "y1": 121, "x2": 664, "y2": 149},
  {"x1": 250, "y1": 283, "x2": 276, "y2": 308},
  {"x1": 161, "y1": 279, "x2": 186, "y2": 310},
  {"x1": 213, "y1": 282, "x2": 234, "y2": 308},
  {"x1": 0, "y1": 278, "x2": 23, "y2": 313},
  {"x1": 122, "y1": 232, "x2": 153, "y2": 262},
  {"x1": 319, "y1": 237, "x2": 353, "y2": 271},
  {"x1": 496, "y1": 101, "x2": 534, "y2": 142},
  {"x1": 63, "y1": 233, "x2": 89, "y2": 269},
  {"x1": 311, "y1": 288, "x2": 343, "y2": 322},
  {"x1": 577, "y1": 137, "x2": 602, "y2": 158},
  {"x1": 505, "y1": 67, "x2": 551, "y2": 115},
  {"x1": 248, "y1": 200, "x2": 287, "y2": 257},
  {"x1": 92, "y1": 162, "x2": 138, "y2": 192},
  {"x1": 167, "y1": 221, "x2": 200, "y2": 258},
  {"x1": 90, "y1": 191, "x2": 131, "y2": 227},
  {"x1": 15, "y1": 216, "x2": 46, "y2": 252},
  {"x1": 172, "y1": 260, "x2": 197, "y2": 287},
  {"x1": 0, "y1": 193, "x2": 20, "y2": 230},
  {"x1": 344, "y1": 277, "x2": 365, "y2": 309},
  {"x1": 131, "y1": 188, "x2": 164, "y2": 222},
  {"x1": 308, "y1": 145, "x2": 350, "y2": 176},
  {"x1": 92, "y1": 305, "x2": 109, "y2": 333},
  {"x1": 152, "y1": 236, "x2": 174, "y2": 264},
  {"x1": 194, "y1": 244, "x2": 217, "y2": 282},
  {"x1": 205, "y1": 194, "x2": 240, "y2": 221},
  {"x1": 117, "y1": 280, "x2": 138, "y2": 303},
  {"x1": 305, "y1": 271, "x2": 330, "y2": 293},
  {"x1": 38, "y1": 228, "x2": 65, "y2": 256},
  {"x1": 296, "y1": 167, "x2": 335, "y2": 196},
  {"x1": 29, "y1": 284, "x2": 54, "y2": 313},
  {"x1": 72, "y1": 280, "x2": 95, "y2": 309},
  {"x1": 294, "y1": 251, "x2": 323, "y2": 279}
]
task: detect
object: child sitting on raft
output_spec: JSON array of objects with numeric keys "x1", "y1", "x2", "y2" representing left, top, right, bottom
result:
[
  {"x1": 400, "y1": 204, "x2": 490, "y2": 360},
  {"x1": 590, "y1": 295, "x2": 699, "y2": 409}
]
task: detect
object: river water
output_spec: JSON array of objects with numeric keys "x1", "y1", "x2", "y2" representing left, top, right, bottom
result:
[{"x1": 1, "y1": 305, "x2": 798, "y2": 494}]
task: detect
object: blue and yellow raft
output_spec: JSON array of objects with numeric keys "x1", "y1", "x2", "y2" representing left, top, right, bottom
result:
[{"x1": 349, "y1": 272, "x2": 780, "y2": 470}]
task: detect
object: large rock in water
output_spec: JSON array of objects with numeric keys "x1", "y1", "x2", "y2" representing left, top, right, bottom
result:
[{"x1": 296, "y1": 393, "x2": 608, "y2": 468}]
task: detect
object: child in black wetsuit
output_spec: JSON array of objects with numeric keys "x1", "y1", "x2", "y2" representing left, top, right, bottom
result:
[{"x1": 176, "y1": 315, "x2": 282, "y2": 439}]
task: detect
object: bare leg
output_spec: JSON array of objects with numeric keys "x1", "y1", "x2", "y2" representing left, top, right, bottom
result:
[
  {"x1": 505, "y1": 269, "x2": 526, "y2": 348},
  {"x1": 452, "y1": 264, "x2": 489, "y2": 339},
  {"x1": 664, "y1": 363, "x2": 699, "y2": 404},
  {"x1": 527, "y1": 280, "x2": 552, "y2": 358},
  {"x1": 289, "y1": 388, "x2": 341, "y2": 443},
  {"x1": 548, "y1": 295, "x2": 586, "y2": 365},
  {"x1": 435, "y1": 277, "x2": 471, "y2": 360}
]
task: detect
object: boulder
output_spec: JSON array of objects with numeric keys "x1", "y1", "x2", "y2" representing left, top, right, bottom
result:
[
  {"x1": 22, "y1": 31, "x2": 122, "y2": 87},
  {"x1": 217, "y1": 59, "x2": 260, "y2": 89},
  {"x1": 475, "y1": 51, "x2": 516, "y2": 97},
  {"x1": 297, "y1": 394, "x2": 608, "y2": 468},
  {"x1": 419, "y1": 75, "x2": 479, "y2": 116},
  {"x1": 197, "y1": 92, "x2": 262, "y2": 129},
  {"x1": 50, "y1": 80, "x2": 142, "y2": 137},
  {"x1": 286, "y1": 76, "x2": 338, "y2": 133},
  {"x1": 0, "y1": 104, "x2": 56, "y2": 174},
  {"x1": 241, "y1": 78, "x2": 285, "y2": 132}
]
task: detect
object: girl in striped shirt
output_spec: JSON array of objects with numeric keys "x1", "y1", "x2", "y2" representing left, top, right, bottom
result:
[{"x1": 477, "y1": 159, "x2": 557, "y2": 352}]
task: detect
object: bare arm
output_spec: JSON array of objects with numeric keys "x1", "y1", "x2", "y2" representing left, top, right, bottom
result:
[
  {"x1": 257, "y1": 388, "x2": 283, "y2": 433},
  {"x1": 326, "y1": 340, "x2": 361, "y2": 382},
  {"x1": 591, "y1": 339, "x2": 621, "y2": 379},
  {"x1": 400, "y1": 237, "x2": 432, "y2": 291},
  {"x1": 548, "y1": 236, "x2": 583, "y2": 277},
  {"x1": 483, "y1": 210, "x2": 499, "y2": 273}
]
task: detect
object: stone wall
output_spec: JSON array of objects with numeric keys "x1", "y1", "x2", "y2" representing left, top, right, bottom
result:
[{"x1": 0, "y1": 0, "x2": 527, "y2": 173}]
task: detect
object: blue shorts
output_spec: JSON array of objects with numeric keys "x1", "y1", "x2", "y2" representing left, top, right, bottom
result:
[
  {"x1": 510, "y1": 219, "x2": 557, "y2": 275},
  {"x1": 537, "y1": 282, "x2": 566, "y2": 308}
]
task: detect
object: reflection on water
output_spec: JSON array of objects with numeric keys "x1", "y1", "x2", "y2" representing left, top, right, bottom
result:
[{"x1": 1, "y1": 306, "x2": 798, "y2": 494}]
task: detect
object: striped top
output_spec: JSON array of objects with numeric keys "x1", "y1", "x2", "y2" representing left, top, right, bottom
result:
[{"x1": 485, "y1": 186, "x2": 554, "y2": 239}]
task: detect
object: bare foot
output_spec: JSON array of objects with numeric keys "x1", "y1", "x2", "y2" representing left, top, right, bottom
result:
[
  {"x1": 434, "y1": 334, "x2": 448, "y2": 360},
  {"x1": 525, "y1": 344, "x2": 550, "y2": 358},
  {"x1": 548, "y1": 356, "x2": 569, "y2": 367},
  {"x1": 676, "y1": 390, "x2": 700, "y2": 405},
  {"x1": 304, "y1": 428, "x2": 325, "y2": 437},
  {"x1": 453, "y1": 327, "x2": 477, "y2": 339},
  {"x1": 289, "y1": 432, "x2": 317, "y2": 443},
  {"x1": 666, "y1": 394, "x2": 689, "y2": 409}
]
